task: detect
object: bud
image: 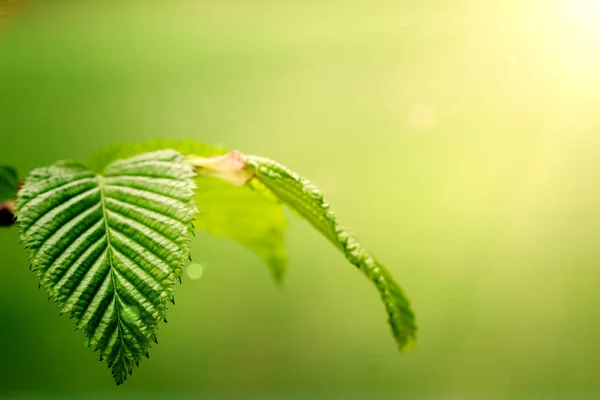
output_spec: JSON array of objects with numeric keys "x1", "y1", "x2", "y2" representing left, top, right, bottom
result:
[
  {"x1": 188, "y1": 151, "x2": 255, "y2": 186},
  {"x1": 0, "y1": 200, "x2": 15, "y2": 227}
]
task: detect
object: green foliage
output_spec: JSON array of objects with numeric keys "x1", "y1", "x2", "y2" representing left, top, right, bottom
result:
[
  {"x1": 86, "y1": 140, "x2": 227, "y2": 173},
  {"x1": 16, "y1": 150, "x2": 197, "y2": 384},
  {"x1": 11, "y1": 140, "x2": 416, "y2": 385},
  {"x1": 191, "y1": 177, "x2": 288, "y2": 282},
  {"x1": 0, "y1": 165, "x2": 19, "y2": 203},
  {"x1": 245, "y1": 155, "x2": 417, "y2": 351},
  {"x1": 88, "y1": 140, "x2": 288, "y2": 282}
]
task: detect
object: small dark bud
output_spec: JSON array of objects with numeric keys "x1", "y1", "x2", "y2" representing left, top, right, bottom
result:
[{"x1": 0, "y1": 201, "x2": 15, "y2": 227}]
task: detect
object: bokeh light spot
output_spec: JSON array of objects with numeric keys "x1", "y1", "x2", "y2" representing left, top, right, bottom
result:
[
  {"x1": 409, "y1": 104, "x2": 436, "y2": 132},
  {"x1": 186, "y1": 262, "x2": 204, "y2": 280}
]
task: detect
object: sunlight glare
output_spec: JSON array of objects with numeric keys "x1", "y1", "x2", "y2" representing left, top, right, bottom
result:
[{"x1": 570, "y1": 0, "x2": 600, "y2": 44}]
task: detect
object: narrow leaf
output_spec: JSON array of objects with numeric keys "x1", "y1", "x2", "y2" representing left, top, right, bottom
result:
[
  {"x1": 244, "y1": 155, "x2": 417, "y2": 351},
  {"x1": 16, "y1": 150, "x2": 197, "y2": 384}
]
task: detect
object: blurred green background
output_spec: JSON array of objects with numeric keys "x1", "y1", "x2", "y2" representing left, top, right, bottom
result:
[{"x1": 2, "y1": 0, "x2": 600, "y2": 398}]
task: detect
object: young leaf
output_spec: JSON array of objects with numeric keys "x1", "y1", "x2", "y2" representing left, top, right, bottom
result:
[
  {"x1": 0, "y1": 165, "x2": 19, "y2": 203},
  {"x1": 191, "y1": 177, "x2": 288, "y2": 282},
  {"x1": 16, "y1": 150, "x2": 197, "y2": 384},
  {"x1": 85, "y1": 140, "x2": 227, "y2": 174},
  {"x1": 244, "y1": 155, "x2": 417, "y2": 351},
  {"x1": 87, "y1": 140, "x2": 288, "y2": 282}
]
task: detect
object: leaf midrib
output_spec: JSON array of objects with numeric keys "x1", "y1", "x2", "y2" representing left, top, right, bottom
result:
[{"x1": 97, "y1": 174, "x2": 126, "y2": 373}]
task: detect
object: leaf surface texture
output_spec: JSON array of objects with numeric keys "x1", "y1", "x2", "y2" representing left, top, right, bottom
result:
[{"x1": 17, "y1": 150, "x2": 197, "y2": 384}]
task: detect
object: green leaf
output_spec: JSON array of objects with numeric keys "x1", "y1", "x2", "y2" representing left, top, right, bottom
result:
[
  {"x1": 192, "y1": 177, "x2": 287, "y2": 282},
  {"x1": 0, "y1": 165, "x2": 19, "y2": 203},
  {"x1": 244, "y1": 155, "x2": 417, "y2": 351},
  {"x1": 16, "y1": 150, "x2": 197, "y2": 384},
  {"x1": 87, "y1": 140, "x2": 288, "y2": 282},
  {"x1": 86, "y1": 140, "x2": 227, "y2": 174}
]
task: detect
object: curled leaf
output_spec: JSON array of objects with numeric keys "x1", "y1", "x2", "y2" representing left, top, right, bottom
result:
[{"x1": 244, "y1": 155, "x2": 417, "y2": 351}]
